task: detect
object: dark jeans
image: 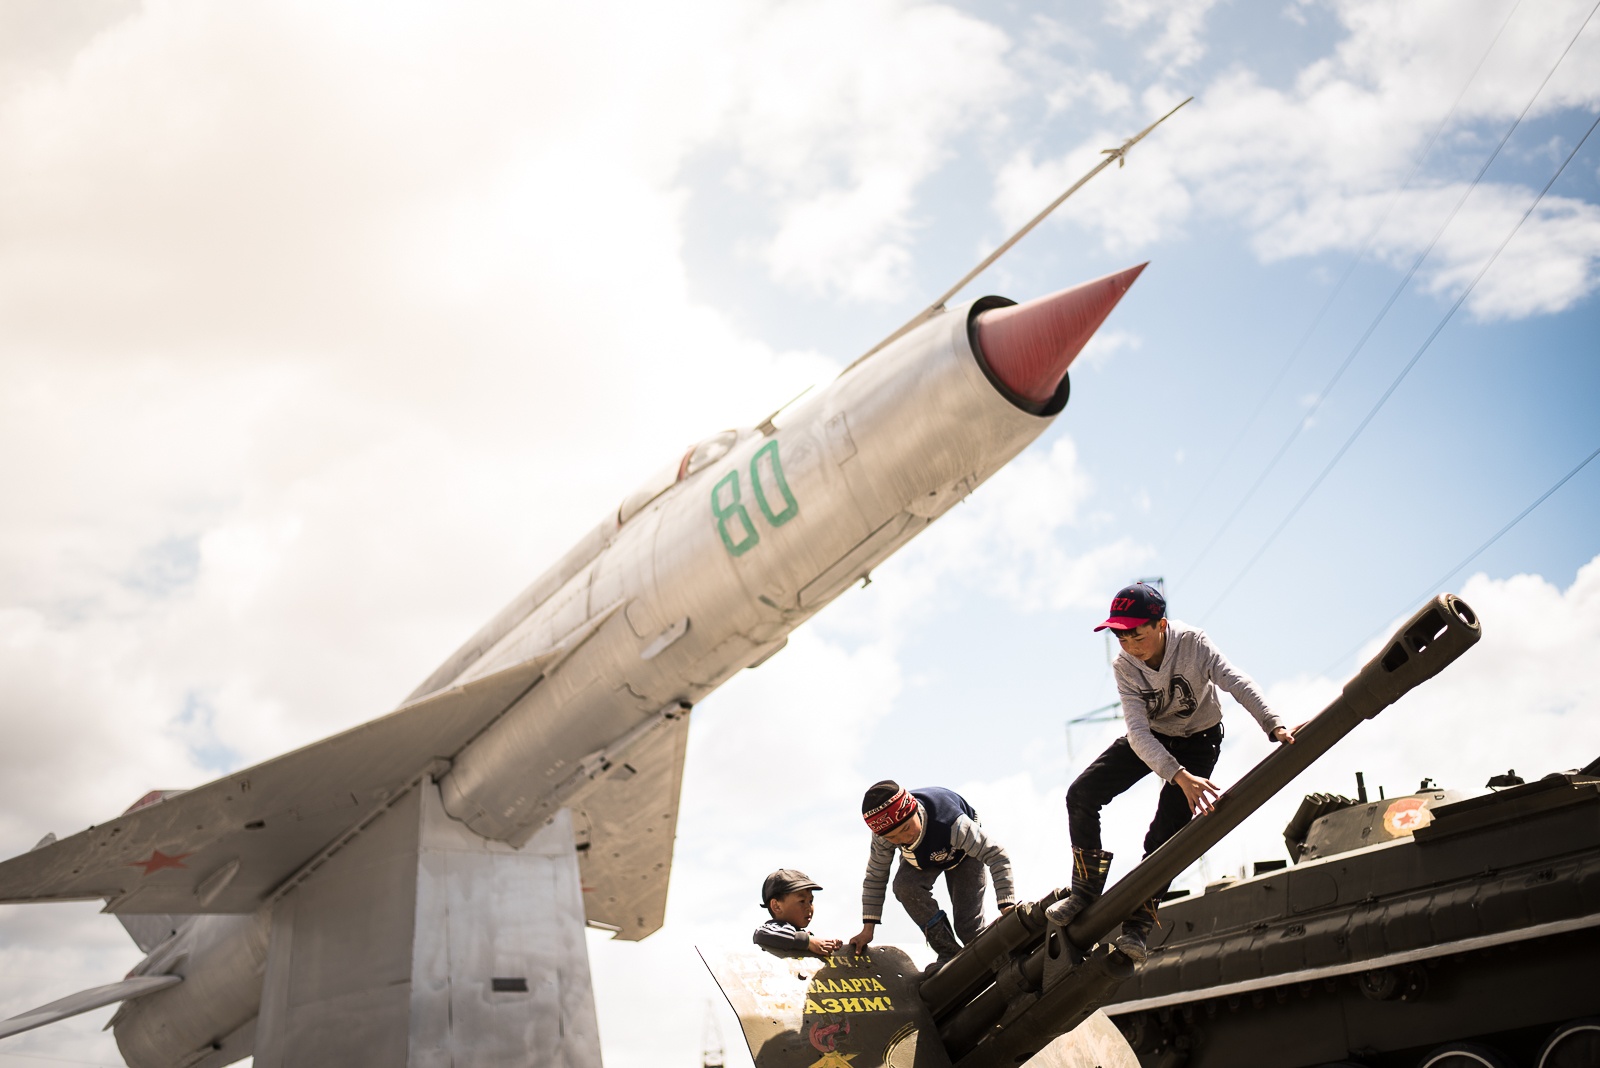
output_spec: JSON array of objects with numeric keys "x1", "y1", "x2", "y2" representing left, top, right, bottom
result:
[
  {"x1": 1066, "y1": 724, "x2": 1223, "y2": 895},
  {"x1": 892, "y1": 857, "x2": 988, "y2": 945}
]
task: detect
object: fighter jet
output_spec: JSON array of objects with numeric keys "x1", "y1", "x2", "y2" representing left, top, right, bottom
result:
[{"x1": 0, "y1": 106, "x2": 1182, "y2": 1068}]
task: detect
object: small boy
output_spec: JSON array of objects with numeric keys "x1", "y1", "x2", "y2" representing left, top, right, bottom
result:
[
  {"x1": 1047, "y1": 582, "x2": 1297, "y2": 962},
  {"x1": 847, "y1": 781, "x2": 1015, "y2": 963},
  {"x1": 754, "y1": 869, "x2": 843, "y2": 958}
]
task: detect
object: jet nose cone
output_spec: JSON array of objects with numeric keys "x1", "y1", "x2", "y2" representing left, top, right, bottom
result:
[{"x1": 973, "y1": 263, "x2": 1147, "y2": 409}]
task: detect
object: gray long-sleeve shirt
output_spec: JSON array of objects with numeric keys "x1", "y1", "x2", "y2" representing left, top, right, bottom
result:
[
  {"x1": 1115, "y1": 618, "x2": 1283, "y2": 782},
  {"x1": 859, "y1": 804, "x2": 1015, "y2": 924}
]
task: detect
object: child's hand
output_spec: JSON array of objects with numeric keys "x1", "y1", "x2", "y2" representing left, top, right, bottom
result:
[
  {"x1": 848, "y1": 924, "x2": 875, "y2": 953},
  {"x1": 1271, "y1": 725, "x2": 1295, "y2": 745},
  {"x1": 810, "y1": 936, "x2": 843, "y2": 956},
  {"x1": 1174, "y1": 768, "x2": 1221, "y2": 815}
]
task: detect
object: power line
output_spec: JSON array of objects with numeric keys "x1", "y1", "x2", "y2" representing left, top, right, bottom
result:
[
  {"x1": 1320, "y1": 441, "x2": 1600, "y2": 678},
  {"x1": 1407, "y1": 443, "x2": 1600, "y2": 605},
  {"x1": 1201, "y1": 106, "x2": 1600, "y2": 619},
  {"x1": 1161, "y1": 0, "x2": 1527, "y2": 553},
  {"x1": 1176, "y1": 0, "x2": 1599, "y2": 585}
]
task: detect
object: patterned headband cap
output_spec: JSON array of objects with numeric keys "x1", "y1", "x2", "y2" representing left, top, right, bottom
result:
[{"x1": 863, "y1": 787, "x2": 918, "y2": 835}]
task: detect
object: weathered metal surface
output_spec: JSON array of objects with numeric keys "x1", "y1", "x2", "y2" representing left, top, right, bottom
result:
[
  {"x1": 1287, "y1": 785, "x2": 1466, "y2": 861},
  {"x1": 1026, "y1": 1012, "x2": 1140, "y2": 1068},
  {"x1": 569, "y1": 705, "x2": 692, "y2": 939},
  {"x1": 920, "y1": 895, "x2": 1063, "y2": 1023},
  {"x1": 250, "y1": 783, "x2": 599, "y2": 1068},
  {"x1": 703, "y1": 947, "x2": 1141, "y2": 1068},
  {"x1": 1100, "y1": 770, "x2": 1600, "y2": 1067},
  {"x1": 112, "y1": 910, "x2": 272, "y2": 1067},
  {"x1": 701, "y1": 946, "x2": 954, "y2": 1068},
  {"x1": 944, "y1": 946, "x2": 1134, "y2": 1065}
]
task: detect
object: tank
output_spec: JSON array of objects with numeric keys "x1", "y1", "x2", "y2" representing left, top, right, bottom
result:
[{"x1": 1099, "y1": 758, "x2": 1600, "y2": 1068}]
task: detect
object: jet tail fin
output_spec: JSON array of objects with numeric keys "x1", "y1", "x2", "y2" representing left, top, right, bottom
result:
[{"x1": 0, "y1": 975, "x2": 180, "y2": 1040}]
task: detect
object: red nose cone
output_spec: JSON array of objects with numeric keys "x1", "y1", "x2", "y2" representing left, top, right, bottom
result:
[{"x1": 974, "y1": 263, "x2": 1147, "y2": 407}]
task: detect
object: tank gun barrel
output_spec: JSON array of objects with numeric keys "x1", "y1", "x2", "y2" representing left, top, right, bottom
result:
[{"x1": 927, "y1": 593, "x2": 1482, "y2": 1066}]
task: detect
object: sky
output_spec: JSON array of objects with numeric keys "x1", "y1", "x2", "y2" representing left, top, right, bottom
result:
[{"x1": 0, "y1": 0, "x2": 1597, "y2": 1065}]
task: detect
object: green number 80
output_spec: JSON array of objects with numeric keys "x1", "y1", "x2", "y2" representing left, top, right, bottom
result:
[
  {"x1": 712, "y1": 439, "x2": 800, "y2": 556},
  {"x1": 712, "y1": 470, "x2": 760, "y2": 556}
]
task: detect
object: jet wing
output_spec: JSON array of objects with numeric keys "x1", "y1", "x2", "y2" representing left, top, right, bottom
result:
[
  {"x1": 573, "y1": 707, "x2": 690, "y2": 941},
  {"x1": 0, "y1": 653, "x2": 555, "y2": 914}
]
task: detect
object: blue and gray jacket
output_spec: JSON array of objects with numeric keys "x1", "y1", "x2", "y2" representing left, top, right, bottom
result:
[{"x1": 860, "y1": 787, "x2": 1015, "y2": 924}]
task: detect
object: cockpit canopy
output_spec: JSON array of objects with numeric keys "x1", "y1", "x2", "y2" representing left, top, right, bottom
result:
[{"x1": 618, "y1": 429, "x2": 748, "y2": 525}]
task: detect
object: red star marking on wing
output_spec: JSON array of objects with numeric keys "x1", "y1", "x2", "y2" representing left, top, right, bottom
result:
[
  {"x1": 129, "y1": 849, "x2": 192, "y2": 876},
  {"x1": 1393, "y1": 810, "x2": 1420, "y2": 828}
]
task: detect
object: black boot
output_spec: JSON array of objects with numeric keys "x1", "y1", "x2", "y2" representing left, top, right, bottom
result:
[
  {"x1": 1044, "y1": 847, "x2": 1113, "y2": 927},
  {"x1": 921, "y1": 909, "x2": 963, "y2": 971},
  {"x1": 1114, "y1": 897, "x2": 1160, "y2": 964}
]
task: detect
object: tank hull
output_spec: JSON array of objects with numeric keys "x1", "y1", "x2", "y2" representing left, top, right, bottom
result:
[{"x1": 1102, "y1": 773, "x2": 1600, "y2": 1067}]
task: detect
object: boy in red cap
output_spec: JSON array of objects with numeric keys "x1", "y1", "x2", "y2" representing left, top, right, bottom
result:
[
  {"x1": 754, "y1": 868, "x2": 842, "y2": 958},
  {"x1": 847, "y1": 781, "x2": 1015, "y2": 965},
  {"x1": 1047, "y1": 581, "x2": 1297, "y2": 962}
]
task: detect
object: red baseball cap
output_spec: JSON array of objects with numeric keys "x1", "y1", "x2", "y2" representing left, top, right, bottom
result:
[{"x1": 1094, "y1": 582, "x2": 1166, "y2": 632}]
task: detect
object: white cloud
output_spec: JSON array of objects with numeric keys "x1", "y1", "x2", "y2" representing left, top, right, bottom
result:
[
  {"x1": 0, "y1": 0, "x2": 853, "y2": 792},
  {"x1": 1019, "y1": 15, "x2": 1133, "y2": 123},
  {"x1": 1046, "y1": 69, "x2": 1135, "y2": 117},
  {"x1": 890, "y1": 436, "x2": 1152, "y2": 613},
  {"x1": 992, "y1": 126, "x2": 1193, "y2": 253},
  {"x1": 1000, "y1": 0, "x2": 1600, "y2": 319},
  {"x1": 1414, "y1": 190, "x2": 1600, "y2": 320},
  {"x1": 1076, "y1": 327, "x2": 1143, "y2": 370},
  {"x1": 725, "y1": 0, "x2": 1018, "y2": 300},
  {"x1": 1246, "y1": 178, "x2": 1600, "y2": 320},
  {"x1": 1103, "y1": 0, "x2": 1222, "y2": 71}
]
